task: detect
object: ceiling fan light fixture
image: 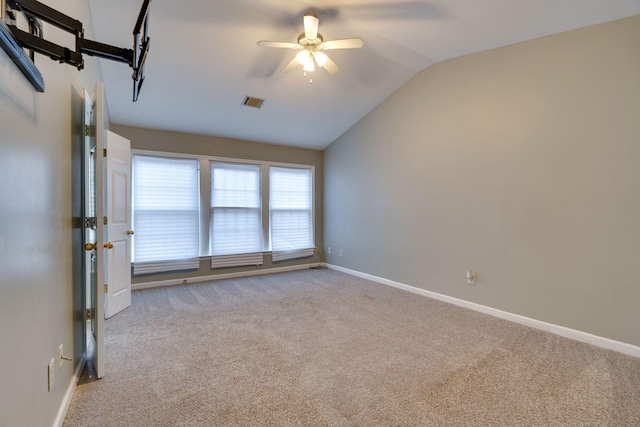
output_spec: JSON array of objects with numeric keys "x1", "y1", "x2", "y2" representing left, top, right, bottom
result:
[
  {"x1": 303, "y1": 56, "x2": 315, "y2": 72},
  {"x1": 296, "y1": 50, "x2": 310, "y2": 65}
]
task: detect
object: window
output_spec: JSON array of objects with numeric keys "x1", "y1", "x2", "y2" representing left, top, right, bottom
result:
[
  {"x1": 210, "y1": 162, "x2": 263, "y2": 268},
  {"x1": 270, "y1": 166, "x2": 314, "y2": 261},
  {"x1": 131, "y1": 151, "x2": 316, "y2": 274},
  {"x1": 132, "y1": 155, "x2": 200, "y2": 274}
]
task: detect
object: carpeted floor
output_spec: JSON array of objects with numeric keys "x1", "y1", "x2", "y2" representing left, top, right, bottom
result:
[{"x1": 64, "y1": 269, "x2": 640, "y2": 426}]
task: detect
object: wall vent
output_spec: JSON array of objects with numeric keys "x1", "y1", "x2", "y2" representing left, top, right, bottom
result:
[{"x1": 242, "y1": 96, "x2": 264, "y2": 109}]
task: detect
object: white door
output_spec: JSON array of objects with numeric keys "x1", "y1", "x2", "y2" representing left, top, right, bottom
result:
[{"x1": 104, "y1": 131, "x2": 132, "y2": 318}]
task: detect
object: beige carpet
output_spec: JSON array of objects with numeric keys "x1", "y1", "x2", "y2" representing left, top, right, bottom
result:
[{"x1": 64, "y1": 269, "x2": 640, "y2": 426}]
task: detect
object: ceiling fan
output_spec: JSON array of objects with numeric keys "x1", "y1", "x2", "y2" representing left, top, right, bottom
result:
[{"x1": 257, "y1": 12, "x2": 364, "y2": 75}]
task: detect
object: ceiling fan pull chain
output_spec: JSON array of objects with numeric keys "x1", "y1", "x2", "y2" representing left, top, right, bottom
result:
[{"x1": 302, "y1": 71, "x2": 312, "y2": 84}]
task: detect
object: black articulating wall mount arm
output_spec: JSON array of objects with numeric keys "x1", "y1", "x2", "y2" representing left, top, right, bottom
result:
[{"x1": 1, "y1": 0, "x2": 150, "y2": 101}]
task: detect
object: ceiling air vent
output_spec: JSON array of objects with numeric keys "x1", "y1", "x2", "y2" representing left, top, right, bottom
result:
[{"x1": 242, "y1": 96, "x2": 264, "y2": 109}]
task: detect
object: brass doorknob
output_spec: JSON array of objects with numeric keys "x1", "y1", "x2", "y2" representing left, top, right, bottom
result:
[
  {"x1": 103, "y1": 242, "x2": 114, "y2": 249},
  {"x1": 126, "y1": 230, "x2": 135, "y2": 235},
  {"x1": 84, "y1": 243, "x2": 97, "y2": 251}
]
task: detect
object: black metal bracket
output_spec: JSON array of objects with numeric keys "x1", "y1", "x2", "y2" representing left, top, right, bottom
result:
[
  {"x1": 8, "y1": 24, "x2": 83, "y2": 67},
  {"x1": 1, "y1": 0, "x2": 151, "y2": 101}
]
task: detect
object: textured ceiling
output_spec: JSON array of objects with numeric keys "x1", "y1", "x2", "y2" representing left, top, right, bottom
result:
[{"x1": 88, "y1": 0, "x2": 640, "y2": 150}]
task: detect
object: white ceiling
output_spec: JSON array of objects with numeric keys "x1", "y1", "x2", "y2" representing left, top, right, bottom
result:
[{"x1": 88, "y1": 0, "x2": 640, "y2": 150}]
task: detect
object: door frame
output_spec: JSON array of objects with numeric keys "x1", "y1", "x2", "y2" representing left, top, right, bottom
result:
[{"x1": 82, "y1": 82, "x2": 106, "y2": 379}]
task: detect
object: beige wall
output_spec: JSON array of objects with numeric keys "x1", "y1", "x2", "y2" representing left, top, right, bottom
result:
[
  {"x1": 110, "y1": 125, "x2": 324, "y2": 284},
  {"x1": 324, "y1": 15, "x2": 640, "y2": 346},
  {"x1": 0, "y1": 0, "x2": 104, "y2": 424}
]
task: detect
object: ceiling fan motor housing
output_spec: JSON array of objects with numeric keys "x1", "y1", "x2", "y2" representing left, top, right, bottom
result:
[{"x1": 298, "y1": 33, "x2": 324, "y2": 50}]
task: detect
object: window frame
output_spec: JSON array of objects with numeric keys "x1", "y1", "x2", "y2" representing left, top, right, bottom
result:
[
  {"x1": 269, "y1": 165, "x2": 315, "y2": 261},
  {"x1": 210, "y1": 161, "x2": 264, "y2": 268},
  {"x1": 131, "y1": 152, "x2": 201, "y2": 274},
  {"x1": 131, "y1": 149, "x2": 315, "y2": 265}
]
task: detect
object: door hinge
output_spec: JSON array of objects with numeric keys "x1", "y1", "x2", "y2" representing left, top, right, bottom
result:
[
  {"x1": 103, "y1": 216, "x2": 108, "y2": 225},
  {"x1": 103, "y1": 148, "x2": 107, "y2": 157},
  {"x1": 104, "y1": 284, "x2": 108, "y2": 293},
  {"x1": 86, "y1": 309, "x2": 91, "y2": 320},
  {"x1": 84, "y1": 124, "x2": 90, "y2": 137}
]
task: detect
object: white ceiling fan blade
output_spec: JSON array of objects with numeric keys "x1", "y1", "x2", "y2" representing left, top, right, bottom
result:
[
  {"x1": 281, "y1": 56, "x2": 299, "y2": 73},
  {"x1": 322, "y1": 55, "x2": 340, "y2": 75},
  {"x1": 323, "y1": 38, "x2": 365, "y2": 50},
  {"x1": 303, "y1": 13, "x2": 319, "y2": 40},
  {"x1": 312, "y1": 51, "x2": 327, "y2": 67},
  {"x1": 257, "y1": 41, "x2": 299, "y2": 49}
]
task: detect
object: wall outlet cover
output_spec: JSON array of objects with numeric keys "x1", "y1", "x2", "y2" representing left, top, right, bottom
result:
[{"x1": 466, "y1": 271, "x2": 477, "y2": 285}]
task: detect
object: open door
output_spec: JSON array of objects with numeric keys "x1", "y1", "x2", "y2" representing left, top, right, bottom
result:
[
  {"x1": 83, "y1": 82, "x2": 106, "y2": 378},
  {"x1": 83, "y1": 85, "x2": 133, "y2": 377},
  {"x1": 104, "y1": 130, "x2": 132, "y2": 318}
]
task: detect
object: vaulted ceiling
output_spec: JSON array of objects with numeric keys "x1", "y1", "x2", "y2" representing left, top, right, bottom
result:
[{"x1": 88, "y1": 0, "x2": 640, "y2": 150}]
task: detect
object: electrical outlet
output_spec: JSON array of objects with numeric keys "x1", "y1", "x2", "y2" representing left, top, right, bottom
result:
[
  {"x1": 58, "y1": 344, "x2": 64, "y2": 368},
  {"x1": 466, "y1": 271, "x2": 477, "y2": 285},
  {"x1": 327, "y1": 247, "x2": 331, "y2": 255},
  {"x1": 339, "y1": 249, "x2": 343, "y2": 257},
  {"x1": 48, "y1": 358, "x2": 55, "y2": 391}
]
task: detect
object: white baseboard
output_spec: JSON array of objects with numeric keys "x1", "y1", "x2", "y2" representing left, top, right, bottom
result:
[
  {"x1": 326, "y1": 264, "x2": 640, "y2": 359},
  {"x1": 132, "y1": 263, "x2": 323, "y2": 290},
  {"x1": 53, "y1": 352, "x2": 86, "y2": 427}
]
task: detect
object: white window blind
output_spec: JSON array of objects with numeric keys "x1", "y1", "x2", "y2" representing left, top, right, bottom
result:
[
  {"x1": 269, "y1": 166, "x2": 314, "y2": 262},
  {"x1": 210, "y1": 162, "x2": 263, "y2": 268},
  {"x1": 132, "y1": 155, "x2": 200, "y2": 274}
]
